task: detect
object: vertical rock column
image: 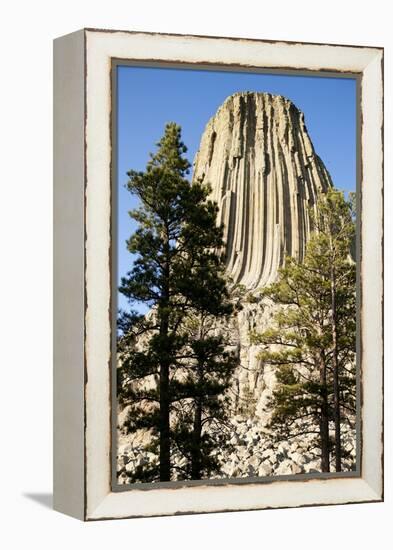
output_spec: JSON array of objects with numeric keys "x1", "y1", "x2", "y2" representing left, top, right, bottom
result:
[{"x1": 193, "y1": 92, "x2": 332, "y2": 290}]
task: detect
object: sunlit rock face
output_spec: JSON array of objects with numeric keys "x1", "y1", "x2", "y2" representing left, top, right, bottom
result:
[{"x1": 193, "y1": 92, "x2": 332, "y2": 290}]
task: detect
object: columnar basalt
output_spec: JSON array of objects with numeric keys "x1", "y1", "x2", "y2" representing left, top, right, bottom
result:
[{"x1": 193, "y1": 92, "x2": 332, "y2": 289}]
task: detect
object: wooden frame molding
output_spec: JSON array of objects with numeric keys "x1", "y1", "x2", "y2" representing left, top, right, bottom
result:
[{"x1": 53, "y1": 28, "x2": 383, "y2": 521}]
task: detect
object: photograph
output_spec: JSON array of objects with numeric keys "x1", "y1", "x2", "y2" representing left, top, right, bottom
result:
[
  {"x1": 1, "y1": 0, "x2": 388, "y2": 542},
  {"x1": 114, "y1": 64, "x2": 358, "y2": 485}
]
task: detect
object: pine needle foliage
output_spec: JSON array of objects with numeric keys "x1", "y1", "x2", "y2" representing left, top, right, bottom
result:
[
  {"x1": 252, "y1": 189, "x2": 356, "y2": 472},
  {"x1": 118, "y1": 123, "x2": 236, "y2": 482}
]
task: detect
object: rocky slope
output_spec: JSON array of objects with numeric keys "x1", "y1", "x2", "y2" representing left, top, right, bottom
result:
[{"x1": 118, "y1": 415, "x2": 356, "y2": 482}]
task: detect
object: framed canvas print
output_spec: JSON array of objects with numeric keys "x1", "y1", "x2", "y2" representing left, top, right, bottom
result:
[{"x1": 53, "y1": 29, "x2": 383, "y2": 520}]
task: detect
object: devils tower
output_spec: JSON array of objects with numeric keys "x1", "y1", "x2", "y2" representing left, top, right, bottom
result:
[
  {"x1": 192, "y1": 91, "x2": 335, "y2": 419},
  {"x1": 193, "y1": 92, "x2": 332, "y2": 289}
]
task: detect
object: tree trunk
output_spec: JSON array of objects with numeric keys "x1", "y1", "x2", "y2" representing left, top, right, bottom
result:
[
  {"x1": 159, "y1": 247, "x2": 171, "y2": 482},
  {"x1": 191, "y1": 392, "x2": 202, "y2": 480},
  {"x1": 159, "y1": 316, "x2": 171, "y2": 481},
  {"x1": 319, "y1": 353, "x2": 330, "y2": 472},
  {"x1": 159, "y1": 371, "x2": 171, "y2": 481},
  {"x1": 330, "y1": 264, "x2": 342, "y2": 472},
  {"x1": 191, "y1": 334, "x2": 204, "y2": 480}
]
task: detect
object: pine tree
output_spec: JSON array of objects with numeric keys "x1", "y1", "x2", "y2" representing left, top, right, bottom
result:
[
  {"x1": 118, "y1": 123, "x2": 234, "y2": 482},
  {"x1": 251, "y1": 188, "x2": 356, "y2": 473},
  {"x1": 171, "y1": 312, "x2": 238, "y2": 480},
  {"x1": 310, "y1": 189, "x2": 356, "y2": 471}
]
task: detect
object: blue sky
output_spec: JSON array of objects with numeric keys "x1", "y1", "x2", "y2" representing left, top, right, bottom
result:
[{"x1": 116, "y1": 65, "x2": 357, "y2": 312}]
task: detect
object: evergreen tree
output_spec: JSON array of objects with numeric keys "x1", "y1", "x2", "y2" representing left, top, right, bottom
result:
[
  {"x1": 118, "y1": 123, "x2": 233, "y2": 482},
  {"x1": 171, "y1": 312, "x2": 238, "y2": 480},
  {"x1": 310, "y1": 189, "x2": 356, "y2": 471},
  {"x1": 251, "y1": 189, "x2": 356, "y2": 473}
]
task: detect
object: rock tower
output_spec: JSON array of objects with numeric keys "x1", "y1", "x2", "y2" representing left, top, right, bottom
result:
[
  {"x1": 193, "y1": 92, "x2": 332, "y2": 290},
  {"x1": 192, "y1": 91, "x2": 336, "y2": 421}
]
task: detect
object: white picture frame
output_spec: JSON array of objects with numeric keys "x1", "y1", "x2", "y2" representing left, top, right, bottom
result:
[{"x1": 53, "y1": 28, "x2": 383, "y2": 521}]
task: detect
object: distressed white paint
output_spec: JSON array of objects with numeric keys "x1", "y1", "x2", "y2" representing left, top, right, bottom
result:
[
  {"x1": 82, "y1": 29, "x2": 383, "y2": 520},
  {"x1": 359, "y1": 52, "x2": 384, "y2": 498},
  {"x1": 53, "y1": 29, "x2": 86, "y2": 521}
]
